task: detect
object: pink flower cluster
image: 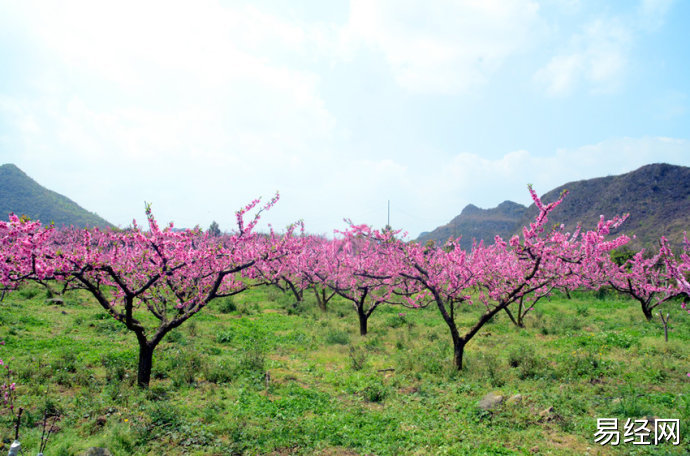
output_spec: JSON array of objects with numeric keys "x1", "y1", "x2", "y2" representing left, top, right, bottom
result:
[{"x1": 1, "y1": 187, "x2": 688, "y2": 374}]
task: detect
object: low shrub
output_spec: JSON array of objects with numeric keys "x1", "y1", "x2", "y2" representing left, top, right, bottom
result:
[
  {"x1": 348, "y1": 345, "x2": 367, "y2": 371},
  {"x1": 215, "y1": 296, "x2": 237, "y2": 314},
  {"x1": 325, "y1": 329, "x2": 350, "y2": 345}
]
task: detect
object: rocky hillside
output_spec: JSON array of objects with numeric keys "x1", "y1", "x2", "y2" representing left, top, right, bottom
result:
[
  {"x1": 418, "y1": 201, "x2": 527, "y2": 250},
  {"x1": 0, "y1": 163, "x2": 112, "y2": 228},
  {"x1": 417, "y1": 163, "x2": 690, "y2": 251}
]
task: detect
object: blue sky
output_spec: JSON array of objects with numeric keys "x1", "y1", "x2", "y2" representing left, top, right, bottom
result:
[{"x1": 0, "y1": 0, "x2": 688, "y2": 237}]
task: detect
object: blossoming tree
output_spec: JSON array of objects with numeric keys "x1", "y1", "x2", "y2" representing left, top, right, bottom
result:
[
  {"x1": 388, "y1": 187, "x2": 629, "y2": 369},
  {"x1": 46, "y1": 196, "x2": 293, "y2": 387},
  {"x1": 0, "y1": 214, "x2": 55, "y2": 299}
]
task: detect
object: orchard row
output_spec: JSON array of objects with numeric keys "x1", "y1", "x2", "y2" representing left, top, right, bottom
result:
[{"x1": 1, "y1": 188, "x2": 689, "y2": 390}]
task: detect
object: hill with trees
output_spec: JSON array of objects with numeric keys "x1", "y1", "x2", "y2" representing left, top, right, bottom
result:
[{"x1": 0, "y1": 163, "x2": 112, "y2": 228}]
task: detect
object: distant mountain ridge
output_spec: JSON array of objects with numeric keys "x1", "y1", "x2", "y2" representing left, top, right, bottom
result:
[
  {"x1": 418, "y1": 201, "x2": 528, "y2": 250},
  {"x1": 0, "y1": 163, "x2": 112, "y2": 228},
  {"x1": 417, "y1": 163, "x2": 690, "y2": 251}
]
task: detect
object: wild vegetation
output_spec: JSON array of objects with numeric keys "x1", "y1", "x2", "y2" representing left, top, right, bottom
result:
[
  {"x1": 1, "y1": 187, "x2": 689, "y2": 454},
  {"x1": 0, "y1": 284, "x2": 688, "y2": 455}
]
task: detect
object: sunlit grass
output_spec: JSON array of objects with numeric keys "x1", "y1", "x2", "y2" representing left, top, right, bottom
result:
[{"x1": 0, "y1": 282, "x2": 688, "y2": 455}]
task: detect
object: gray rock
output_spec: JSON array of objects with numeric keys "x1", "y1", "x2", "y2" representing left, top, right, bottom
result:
[
  {"x1": 538, "y1": 406, "x2": 555, "y2": 421},
  {"x1": 478, "y1": 392, "x2": 504, "y2": 410},
  {"x1": 506, "y1": 394, "x2": 523, "y2": 405},
  {"x1": 82, "y1": 448, "x2": 112, "y2": 456}
]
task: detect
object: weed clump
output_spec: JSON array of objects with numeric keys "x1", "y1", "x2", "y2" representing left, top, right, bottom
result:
[
  {"x1": 506, "y1": 345, "x2": 547, "y2": 380},
  {"x1": 325, "y1": 329, "x2": 350, "y2": 345},
  {"x1": 215, "y1": 296, "x2": 237, "y2": 313}
]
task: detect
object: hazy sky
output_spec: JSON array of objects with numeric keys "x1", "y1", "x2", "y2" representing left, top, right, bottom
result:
[{"x1": 1, "y1": 0, "x2": 689, "y2": 238}]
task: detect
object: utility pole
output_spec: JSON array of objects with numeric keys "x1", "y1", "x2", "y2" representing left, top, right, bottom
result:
[{"x1": 387, "y1": 200, "x2": 390, "y2": 228}]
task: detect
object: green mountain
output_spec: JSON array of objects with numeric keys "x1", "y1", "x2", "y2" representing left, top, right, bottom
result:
[
  {"x1": 417, "y1": 163, "x2": 690, "y2": 251},
  {"x1": 0, "y1": 163, "x2": 112, "y2": 228}
]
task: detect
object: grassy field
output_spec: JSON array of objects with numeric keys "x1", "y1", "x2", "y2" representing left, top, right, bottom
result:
[{"x1": 0, "y1": 283, "x2": 688, "y2": 455}]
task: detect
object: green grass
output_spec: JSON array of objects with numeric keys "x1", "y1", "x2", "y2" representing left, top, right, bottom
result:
[{"x1": 0, "y1": 283, "x2": 688, "y2": 455}]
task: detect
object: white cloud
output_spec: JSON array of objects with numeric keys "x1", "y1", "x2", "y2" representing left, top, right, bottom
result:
[
  {"x1": 535, "y1": 0, "x2": 674, "y2": 96},
  {"x1": 15, "y1": 1, "x2": 310, "y2": 88},
  {"x1": 340, "y1": 0, "x2": 542, "y2": 94},
  {"x1": 535, "y1": 17, "x2": 632, "y2": 96},
  {"x1": 0, "y1": 1, "x2": 339, "y2": 230}
]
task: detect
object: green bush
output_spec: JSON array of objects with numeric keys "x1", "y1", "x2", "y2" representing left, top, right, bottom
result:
[
  {"x1": 166, "y1": 329, "x2": 185, "y2": 345},
  {"x1": 215, "y1": 296, "x2": 237, "y2": 314},
  {"x1": 216, "y1": 329, "x2": 234, "y2": 344},
  {"x1": 266, "y1": 287, "x2": 282, "y2": 302},
  {"x1": 360, "y1": 379, "x2": 388, "y2": 403},
  {"x1": 575, "y1": 303, "x2": 589, "y2": 316},
  {"x1": 236, "y1": 339, "x2": 267, "y2": 379},
  {"x1": 169, "y1": 349, "x2": 206, "y2": 387},
  {"x1": 18, "y1": 286, "x2": 40, "y2": 300},
  {"x1": 325, "y1": 329, "x2": 350, "y2": 345},
  {"x1": 203, "y1": 360, "x2": 234, "y2": 384},
  {"x1": 386, "y1": 313, "x2": 409, "y2": 329},
  {"x1": 507, "y1": 345, "x2": 546, "y2": 380},
  {"x1": 610, "y1": 386, "x2": 652, "y2": 417},
  {"x1": 557, "y1": 350, "x2": 609, "y2": 380},
  {"x1": 602, "y1": 331, "x2": 636, "y2": 349}
]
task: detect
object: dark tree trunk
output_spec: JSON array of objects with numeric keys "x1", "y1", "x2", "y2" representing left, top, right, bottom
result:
[
  {"x1": 659, "y1": 311, "x2": 670, "y2": 342},
  {"x1": 137, "y1": 342, "x2": 155, "y2": 388},
  {"x1": 641, "y1": 300, "x2": 653, "y2": 321},
  {"x1": 316, "y1": 290, "x2": 326, "y2": 312},
  {"x1": 357, "y1": 308, "x2": 368, "y2": 336},
  {"x1": 286, "y1": 280, "x2": 303, "y2": 305},
  {"x1": 453, "y1": 338, "x2": 465, "y2": 370},
  {"x1": 314, "y1": 287, "x2": 331, "y2": 312},
  {"x1": 516, "y1": 296, "x2": 525, "y2": 328},
  {"x1": 503, "y1": 306, "x2": 523, "y2": 328},
  {"x1": 440, "y1": 296, "x2": 513, "y2": 370},
  {"x1": 434, "y1": 296, "x2": 467, "y2": 370},
  {"x1": 446, "y1": 318, "x2": 465, "y2": 370}
]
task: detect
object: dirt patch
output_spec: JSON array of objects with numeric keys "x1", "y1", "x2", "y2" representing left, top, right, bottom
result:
[
  {"x1": 544, "y1": 431, "x2": 612, "y2": 455},
  {"x1": 268, "y1": 445, "x2": 300, "y2": 455},
  {"x1": 318, "y1": 447, "x2": 362, "y2": 456},
  {"x1": 398, "y1": 386, "x2": 419, "y2": 395}
]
